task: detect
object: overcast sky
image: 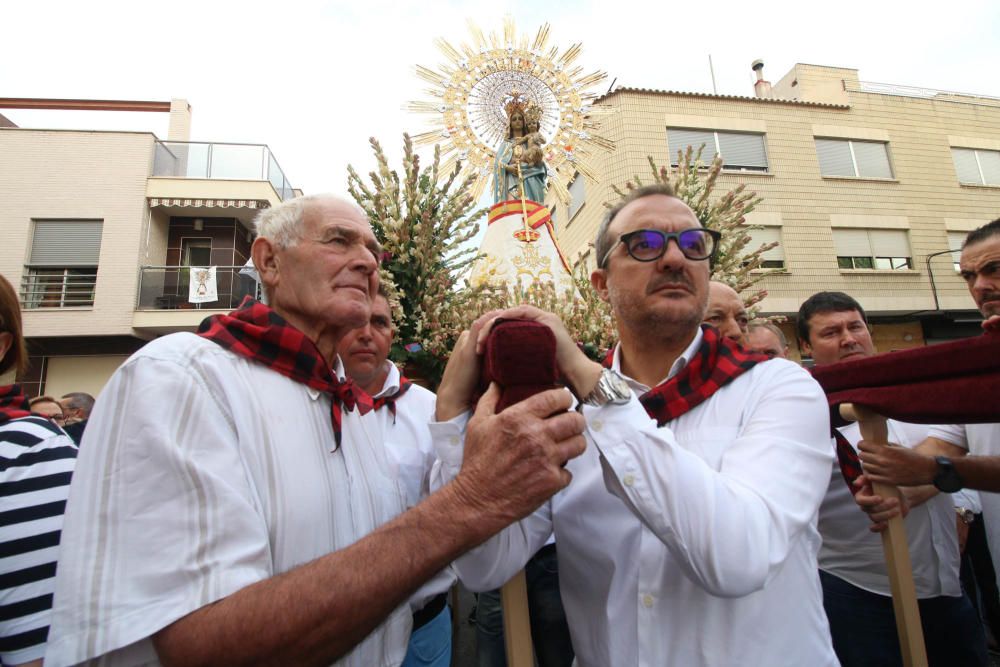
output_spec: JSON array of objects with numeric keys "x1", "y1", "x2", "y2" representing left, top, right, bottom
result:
[{"x1": 4, "y1": 0, "x2": 999, "y2": 198}]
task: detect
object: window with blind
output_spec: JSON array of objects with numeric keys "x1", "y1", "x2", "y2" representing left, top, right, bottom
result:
[
  {"x1": 667, "y1": 128, "x2": 769, "y2": 172},
  {"x1": 947, "y1": 231, "x2": 968, "y2": 272},
  {"x1": 951, "y1": 148, "x2": 1000, "y2": 186},
  {"x1": 816, "y1": 138, "x2": 894, "y2": 179},
  {"x1": 745, "y1": 226, "x2": 785, "y2": 269},
  {"x1": 22, "y1": 220, "x2": 103, "y2": 308},
  {"x1": 834, "y1": 228, "x2": 911, "y2": 270},
  {"x1": 568, "y1": 175, "x2": 586, "y2": 222}
]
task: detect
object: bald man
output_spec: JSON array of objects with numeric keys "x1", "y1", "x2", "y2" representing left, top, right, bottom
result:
[
  {"x1": 704, "y1": 281, "x2": 749, "y2": 345},
  {"x1": 747, "y1": 322, "x2": 789, "y2": 358}
]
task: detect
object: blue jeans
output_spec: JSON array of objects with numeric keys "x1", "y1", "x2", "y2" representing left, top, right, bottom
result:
[
  {"x1": 476, "y1": 544, "x2": 574, "y2": 667},
  {"x1": 403, "y1": 605, "x2": 451, "y2": 667},
  {"x1": 820, "y1": 570, "x2": 988, "y2": 667}
]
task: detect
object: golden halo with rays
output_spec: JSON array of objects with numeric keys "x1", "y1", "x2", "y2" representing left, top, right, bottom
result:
[{"x1": 407, "y1": 17, "x2": 615, "y2": 204}]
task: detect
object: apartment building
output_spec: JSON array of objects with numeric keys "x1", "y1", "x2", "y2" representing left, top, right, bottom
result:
[
  {"x1": 552, "y1": 62, "x2": 1000, "y2": 359},
  {"x1": 0, "y1": 98, "x2": 298, "y2": 396}
]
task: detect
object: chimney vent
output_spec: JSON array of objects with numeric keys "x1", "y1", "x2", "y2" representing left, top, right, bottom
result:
[{"x1": 751, "y1": 60, "x2": 772, "y2": 98}]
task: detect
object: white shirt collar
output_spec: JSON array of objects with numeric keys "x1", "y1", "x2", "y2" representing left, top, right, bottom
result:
[
  {"x1": 611, "y1": 327, "x2": 704, "y2": 394},
  {"x1": 332, "y1": 355, "x2": 347, "y2": 382},
  {"x1": 372, "y1": 361, "x2": 400, "y2": 399}
]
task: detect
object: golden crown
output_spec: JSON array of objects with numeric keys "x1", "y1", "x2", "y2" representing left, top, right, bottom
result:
[
  {"x1": 524, "y1": 102, "x2": 543, "y2": 126},
  {"x1": 503, "y1": 90, "x2": 529, "y2": 119}
]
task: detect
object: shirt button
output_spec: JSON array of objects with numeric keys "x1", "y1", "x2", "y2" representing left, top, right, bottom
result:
[
  {"x1": 591, "y1": 419, "x2": 603, "y2": 433},
  {"x1": 450, "y1": 436, "x2": 460, "y2": 446},
  {"x1": 623, "y1": 474, "x2": 635, "y2": 487},
  {"x1": 642, "y1": 594, "x2": 654, "y2": 608}
]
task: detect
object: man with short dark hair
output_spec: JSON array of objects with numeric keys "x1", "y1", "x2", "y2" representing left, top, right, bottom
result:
[
  {"x1": 799, "y1": 290, "x2": 987, "y2": 667},
  {"x1": 747, "y1": 322, "x2": 789, "y2": 358},
  {"x1": 433, "y1": 183, "x2": 838, "y2": 666},
  {"x1": 46, "y1": 194, "x2": 587, "y2": 667}
]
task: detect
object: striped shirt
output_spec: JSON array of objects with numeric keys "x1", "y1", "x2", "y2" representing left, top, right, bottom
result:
[
  {"x1": 0, "y1": 415, "x2": 77, "y2": 665},
  {"x1": 45, "y1": 333, "x2": 413, "y2": 667}
]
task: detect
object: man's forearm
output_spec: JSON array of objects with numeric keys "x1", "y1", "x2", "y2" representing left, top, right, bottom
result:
[
  {"x1": 953, "y1": 455, "x2": 1000, "y2": 492},
  {"x1": 154, "y1": 480, "x2": 499, "y2": 667}
]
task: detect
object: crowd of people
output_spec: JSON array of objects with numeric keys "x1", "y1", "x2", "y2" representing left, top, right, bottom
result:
[{"x1": 1, "y1": 188, "x2": 998, "y2": 667}]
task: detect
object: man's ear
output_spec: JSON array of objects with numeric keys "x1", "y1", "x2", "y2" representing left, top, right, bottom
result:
[
  {"x1": 252, "y1": 237, "x2": 280, "y2": 294},
  {"x1": 798, "y1": 337, "x2": 812, "y2": 357},
  {"x1": 591, "y1": 268, "x2": 610, "y2": 303}
]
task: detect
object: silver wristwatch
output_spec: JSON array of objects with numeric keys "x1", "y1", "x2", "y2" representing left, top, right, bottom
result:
[{"x1": 581, "y1": 368, "x2": 632, "y2": 406}]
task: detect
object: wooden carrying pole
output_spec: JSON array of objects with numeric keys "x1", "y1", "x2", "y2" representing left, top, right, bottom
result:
[
  {"x1": 841, "y1": 403, "x2": 928, "y2": 667},
  {"x1": 500, "y1": 570, "x2": 535, "y2": 667}
]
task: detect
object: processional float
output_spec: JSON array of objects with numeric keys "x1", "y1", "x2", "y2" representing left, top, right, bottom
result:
[
  {"x1": 409, "y1": 18, "x2": 614, "y2": 666},
  {"x1": 812, "y1": 330, "x2": 1000, "y2": 667}
]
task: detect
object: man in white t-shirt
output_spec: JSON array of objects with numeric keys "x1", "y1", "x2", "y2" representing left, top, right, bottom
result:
[
  {"x1": 858, "y1": 218, "x2": 1000, "y2": 590},
  {"x1": 44, "y1": 194, "x2": 587, "y2": 667},
  {"x1": 337, "y1": 287, "x2": 456, "y2": 667},
  {"x1": 799, "y1": 289, "x2": 987, "y2": 666}
]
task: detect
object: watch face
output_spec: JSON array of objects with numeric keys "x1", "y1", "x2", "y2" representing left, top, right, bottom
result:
[{"x1": 933, "y1": 457, "x2": 963, "y2": 493}]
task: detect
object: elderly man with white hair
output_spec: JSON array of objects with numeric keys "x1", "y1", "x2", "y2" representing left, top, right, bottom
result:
[{"x1": 45, "y1": 194, "x2": 587, "y2": 667}]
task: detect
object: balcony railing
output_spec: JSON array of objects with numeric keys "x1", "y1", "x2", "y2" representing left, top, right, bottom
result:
[
  {"x1": 152, "y1": 140, "x2": 296, "y2": 201},
  {"x1": 21, "y1": 267, "x2": 98, "y2": 309},
  {"x1": 137, "y1": 266, "x2": 261, "y2": 311}
]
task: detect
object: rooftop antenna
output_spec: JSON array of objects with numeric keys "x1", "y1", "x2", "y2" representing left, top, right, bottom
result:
[{"x1": 708, "y1": 55, "x2": 718, "y2": 94}]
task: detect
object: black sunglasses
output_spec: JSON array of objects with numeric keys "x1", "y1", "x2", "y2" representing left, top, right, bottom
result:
[{"x1": 600, "y1": 228, "x2": 721, "y2": 267}]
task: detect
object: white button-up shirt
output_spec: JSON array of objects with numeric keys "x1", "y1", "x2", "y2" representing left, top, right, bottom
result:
[
  {"x1": 374, "y1": 362, "x2": 456, "y2": 612},
  {"x1": 818, "y1": 420, "x2": 961, "y2": 597},
  {"x1": 46, "y1": 333, "x2": 413, "y2": 667},
  {"x1": 432, "y1": 329, "x2": 838, "y2": 667},
  {"x1": 930, "y1": 422, "x2": 1000, "y2": 590}
]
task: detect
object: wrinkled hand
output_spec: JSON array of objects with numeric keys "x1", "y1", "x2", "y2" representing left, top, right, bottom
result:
[
  {"x1": 853, "y1": 474, "x2": 909, "y2": 533},
  {"x1": 473, "y1": 304, "x2": 603, "y2": 400},
  {"x1": 436, "y1": 310, "x2": 505, "y2": 422},
  {"x1": 858, "y1": 439, "x2": 937, "y2": 487},
  {"x1": 452, "y1": 383, "x2": 587, "y2": 530},
  {"x1": 983, "y1": 315, "x2": 1000, "y2": 333}
]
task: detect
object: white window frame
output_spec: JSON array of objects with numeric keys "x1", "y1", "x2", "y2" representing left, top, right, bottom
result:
[
  {"x1": 743, "y1": 226, "x2": 785, "y2": 271},
  {"x1": 833, "y1": 228, "x2": 912, "y2": 271},
  {"x1": 816, "y1": 138, "x2": 894, "y2": 179},
  {"x1": 951, "y1": 147, "x2": 1000, "y2": 186},
  {"x1": 668, "y1": 128, "x2": 769, "y2": 173}
]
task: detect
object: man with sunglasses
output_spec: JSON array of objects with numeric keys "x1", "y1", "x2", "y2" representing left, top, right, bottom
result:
[{"x1": 433, "y1": 184, "x2": 837, "y2": 665}]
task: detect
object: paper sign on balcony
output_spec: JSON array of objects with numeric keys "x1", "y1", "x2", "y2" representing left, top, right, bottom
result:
[{"x1": 189, "y1": 266, "x2": 218, "y2": 304}]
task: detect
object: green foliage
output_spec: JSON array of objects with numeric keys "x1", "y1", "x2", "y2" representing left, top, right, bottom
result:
[
  {"x1": 347, "y1": 138, "x2": 779, "y2": 387},
  {"x1": 347, "y1": 135, "x2": 496, "y2": 386}
]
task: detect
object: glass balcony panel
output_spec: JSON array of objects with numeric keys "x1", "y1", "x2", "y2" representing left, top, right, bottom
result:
[
  {"x1": 209, "y1": 144, "x2": 265, "y2": 180},
  {"x1": 152, "y1": 141, "x2": 294, "y2": 200},
  {"x1": 136, "y1": 266, "x2": 262, "y2": 310}
]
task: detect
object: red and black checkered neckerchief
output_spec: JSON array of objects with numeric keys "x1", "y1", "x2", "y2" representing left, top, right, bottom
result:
[
  {"x1": 831, "y1": 430, "x2": 863, "y2": 496},
  {"x1": 0, "y1": 384, "x2": 31, "y2": 424},
  {"x1": 602, "y1": 325, "x2": 768, "y2": 426},
  {"x1": 197, "y1": 297, "x2": 373, "y2": 450},
  {"x1": 371, "y1": 376, "x2": 412, "y2": 424}
]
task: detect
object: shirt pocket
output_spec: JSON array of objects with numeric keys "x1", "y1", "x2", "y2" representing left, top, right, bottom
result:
[{"x1": 385, "y1": 442, "x2": 428, "y2": 508}]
